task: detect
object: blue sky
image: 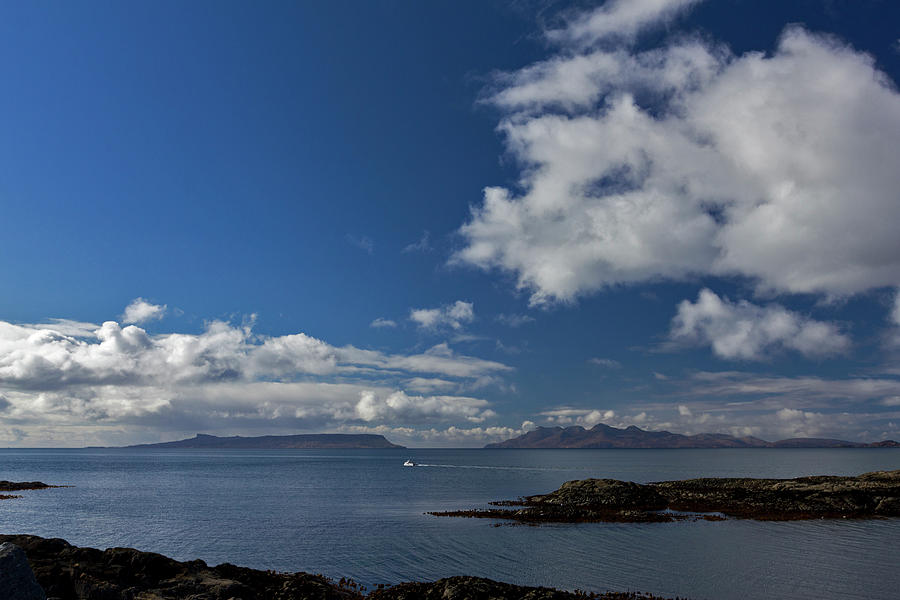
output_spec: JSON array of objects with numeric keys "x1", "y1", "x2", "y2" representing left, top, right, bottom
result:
[{"x1": 2, "y1": 0, "x2": 900, "y2": 447}]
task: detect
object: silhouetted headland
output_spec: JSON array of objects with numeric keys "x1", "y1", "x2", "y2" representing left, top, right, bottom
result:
[
  {"x1": 431, "y1": 469, "x2": 900, "y2": 523},
  {"x1": 485, "y1": 424, "x2": 900, "y2": 449},
  {"x1": 118, "y1": 433, "x2": 404, "y2": 449}
]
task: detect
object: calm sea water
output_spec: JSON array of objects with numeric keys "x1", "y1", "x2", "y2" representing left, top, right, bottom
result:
[{"x1": 0, "y1": 448, "x2": 898, "y2": 600}]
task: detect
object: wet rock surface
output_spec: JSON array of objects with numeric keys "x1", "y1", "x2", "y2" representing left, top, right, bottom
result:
[
  {"x1": 430, "y1": 470, "x2": 900, "y2": 523},
  {"x1": 0, "y1": 535, "x2": 681, "y2": 600}
]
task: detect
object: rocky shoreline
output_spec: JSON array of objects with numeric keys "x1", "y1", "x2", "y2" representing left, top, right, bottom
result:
[
  {"x1": 0, "y1": 534, "x2": 680, "y2": 600},
  {"x1": 430, "y1": 469, "x2": 900, "y2": 524}
]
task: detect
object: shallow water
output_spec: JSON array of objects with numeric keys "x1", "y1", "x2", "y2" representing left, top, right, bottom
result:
[{"x1": 0, "y1": 448, "x2": 898, "y2": 600}]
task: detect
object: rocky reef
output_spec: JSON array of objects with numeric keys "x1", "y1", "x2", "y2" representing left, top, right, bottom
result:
[
  {"x1": 430, "y1": 470, "x2": 900, "y2": 523},
  {"x1": 0, "y1": 534, "x2": 679, "y2": 600},
  {"x1": 0, "y1": 481, "x2": 59, "y2": 501}
]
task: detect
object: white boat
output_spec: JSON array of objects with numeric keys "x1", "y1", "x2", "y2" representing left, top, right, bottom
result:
[{"x1": 403, "y1": 459, "x2": 417, "y2": 467}]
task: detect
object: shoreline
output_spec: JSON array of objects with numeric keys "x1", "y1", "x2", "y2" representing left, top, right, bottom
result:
[{"x1": 2, "y1": 534, "x2": 680, "y2": 600}]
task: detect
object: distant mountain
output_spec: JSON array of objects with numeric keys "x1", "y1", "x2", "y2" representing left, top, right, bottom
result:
[
  {"x1": 484, "y1": 424, "x2": 900, "y2": 449},
  {"x1": 124, "y1": 433, "x2": 404, "y2": 449}
]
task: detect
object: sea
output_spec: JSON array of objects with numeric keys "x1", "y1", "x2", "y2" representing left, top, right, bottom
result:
[{"x1": 1, "y1": 448, "x2": 898, "y2": 600}]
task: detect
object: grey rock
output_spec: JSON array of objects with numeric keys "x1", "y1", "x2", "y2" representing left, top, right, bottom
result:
[{"x1": 0, "y1": 542, "x2": 46, "y2": 600}]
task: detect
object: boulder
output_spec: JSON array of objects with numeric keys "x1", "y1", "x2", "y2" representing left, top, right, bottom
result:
[{"x1": 0, "y1": 542, "x2": 46, "y2": 600}]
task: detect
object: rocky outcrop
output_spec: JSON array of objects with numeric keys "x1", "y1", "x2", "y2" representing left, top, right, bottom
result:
[
  {"x1": 0, "y1": 482, "x2": 53, "y2": 492},
  {"x1": 0, "y1": 535, "x2": 680, "y2": 600},
  {"x1": 0, "y1": 542, "x2": 46, "y2": 600},
  {"x1": 431, "y1": 470, "x2": 900, "y2": 523},
  {"x1": 0, "y1": 481, "x2": 68, "y2": 501}
]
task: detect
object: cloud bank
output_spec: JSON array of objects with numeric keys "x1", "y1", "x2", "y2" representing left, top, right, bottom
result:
[{"x1": 0, "y1": 300, "x2": 512, "y2": 446}]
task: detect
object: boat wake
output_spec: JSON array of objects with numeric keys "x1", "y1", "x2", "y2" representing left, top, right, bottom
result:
[{"x1": 412, "y1": 463, "x2": 570, "y2": 472}]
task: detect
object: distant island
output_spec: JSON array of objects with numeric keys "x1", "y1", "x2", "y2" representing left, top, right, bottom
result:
[
  {"x1": 121, "y1": 433, "x2": 404, "y2": 449},
  {"x1": 485, "y1": 424, "x2": 900, "y2": 449}
]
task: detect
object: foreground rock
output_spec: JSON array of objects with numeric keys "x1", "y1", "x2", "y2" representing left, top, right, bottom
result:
[
  {"x1": 0, "y1": 543, "x2": 46, "y2": 600},
  {"x1": 431, "y1": 470, "x2": 900, "y2": 523},
  {"x1": 0, "y1": 534, "x2": 678, "y2": 600}
]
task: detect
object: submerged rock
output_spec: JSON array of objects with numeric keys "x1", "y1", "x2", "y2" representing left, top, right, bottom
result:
[{"x1": 0, "y1": 542, "x2": 46, "y2": 600}]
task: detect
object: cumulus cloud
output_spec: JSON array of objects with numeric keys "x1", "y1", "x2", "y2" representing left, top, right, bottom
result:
[
  {"x1": 338, "y1": 420, "x2": 536, "y2": 447},
  {"x1": 670, "y1": 289, "x2": 851, "y2": 360},
  {"x1": 542, "y1": 407, "x2": 618, "y2": 427},
  {"x1": 456, "y1": 4, "x2": 900, "y2": 304},
  {"x1": 121, "y1": 299, "x2": 166, "y2": 324},
  {"x1": 0, "y1": 302, "x2": 515, "y2": 445},
  {"x1": 355, "y1": 390, "x2": 493, "y2": 423},
  {"x1": 410, "y1": 301, "x2": 475, "y2": 330}
]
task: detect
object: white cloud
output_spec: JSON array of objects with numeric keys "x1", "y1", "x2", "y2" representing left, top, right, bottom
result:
[
  {"x1": 496, "y1": 313, "x2": 535, "y2": 327},
  {"x1": 683, "y1": 371, "x2": 900, "y2": 405},
  {"x1": 670, "y1": 289, "x2": 851, "y2": 360},
  {"x1": 539, "y1": 398, "x2": 900, "y2": 443},
  {"x1": 589, "y1": 357, "x2": 622, "y2": 368},
  {"x1": 410, "y1": 301, "x2": 474, "y2": 330},
  {"x1": 347, "y1": 235, "x2": 374, "y2": 254},
  {"x1": 541, "y1": 407, "x2": 617, "y2": 427},
  {"x1": 121, "y1": 298, "x2": 166, "y2": 324},
  {"x1": 337, "y1": 421, "x2": 536, "y2": 448},
  {"x1": 548, "y1": 0, "x2": 703, "y2": 47},
  {"x1": 456, "y1": 9, "x2": 900, "y2": 304},
  {"x1": 0, "y1": 305, "x2": 515, "y2": 444},
  {"x1": 369, "y1": 318, "x2": 397, "y2": 329},
  {"x1": 892, "y1": 289, "x2": 900, "y2": 326},
  {"x1": 402, "y1": 230, "x2": 432, "y2": 253},
  {"x1": 354, "y1": 390, "x2": 492, "y2": 423}
]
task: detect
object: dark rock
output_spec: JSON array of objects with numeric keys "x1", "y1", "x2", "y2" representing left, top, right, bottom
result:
[
  {"x1": 432, "y1": 470, "x2": 900, "y2": 524},
  {"x1": 0, "y1": 542, "x2": 46, "y2": 600},
  {"x1": 370, "y1": 576, "x2": 672, "y2": 600},
  {"x1": 0, "y1": 482, "x2": 53, "y2": 492},
  {"x1": 0, "y1": 535, "x2": 683, "y2": 600}
]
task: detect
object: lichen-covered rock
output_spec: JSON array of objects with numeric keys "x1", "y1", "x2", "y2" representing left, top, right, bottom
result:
[
  {"x1": 530, "y1": 479, "x2": 667, "y2": 510},
  {"x1": 0, "y1": 542, "x2": 46, "y2": 600}
]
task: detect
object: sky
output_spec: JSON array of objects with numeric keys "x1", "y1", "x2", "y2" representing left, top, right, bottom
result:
[{"x1": 2, "y1": 0, "x2": 900, "y2": 447}]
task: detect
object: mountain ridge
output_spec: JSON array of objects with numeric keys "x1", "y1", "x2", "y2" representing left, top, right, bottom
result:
[{"x1": 484, "y1": 424, "x2": 900, "y2": 449}]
